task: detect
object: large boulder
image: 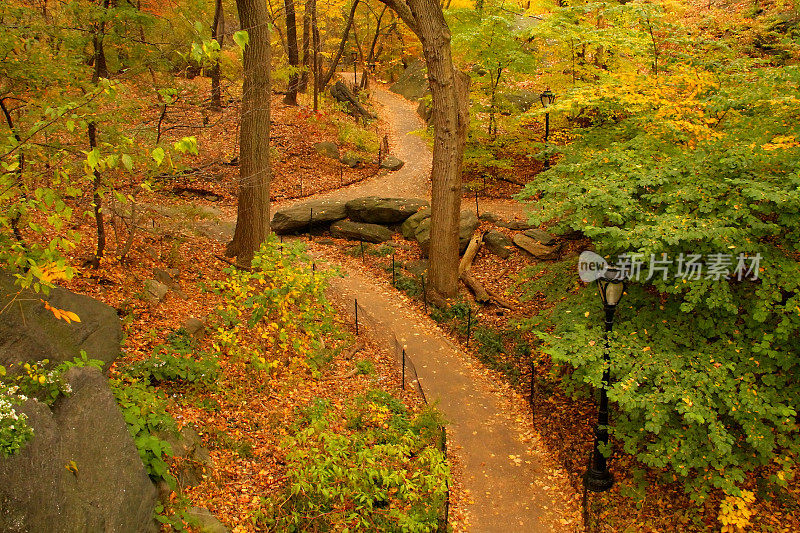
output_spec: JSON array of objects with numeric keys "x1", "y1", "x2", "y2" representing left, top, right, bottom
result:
[
  {"x1": 0, "y1": 366, "x2": 158, "y2": 532},
  {"x1": 330, "y1": 220, "x2": 394, "y2": 243},
  {"x1": 345, "y1": 197, "x2": 429, "y2": 225},
  {"x1": 312, "y1": 141, "x2": 340, "y2": 160},
  {"x1": 271, "y1": 199, "x2": 348, "y2": 234},
  {"x1": 389, "y1": 59, "x2": 429, "y2": 101},
  {"x1": 523, "y1": 228, "x2": 556, "y2": 246},
  {"x1": 400, "y1": 207, "x2": 431, "y2": 239},
  {"x1": 484, "y1": 230, "x2": 514, "y2": 259},
  {"x1": 415, "y1": 210, "x2": 480, "y2": 256},
  {"x1": 0, "y1": 272, "x2": 122, "y2": 372},
  {"x1": 380, "y1": 156, "x2": 405, "y2": 171},
  {"x1": 498, "y1": 90, "x2": 540, "y2": 113},
  {"x1": 513, "y1": 233, "x2": 562, "y2": 260}
]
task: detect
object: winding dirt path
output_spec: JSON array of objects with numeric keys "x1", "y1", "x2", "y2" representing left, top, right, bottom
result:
[{"x1": 219, "y1": 81, "x2": 581, "y2": 531}]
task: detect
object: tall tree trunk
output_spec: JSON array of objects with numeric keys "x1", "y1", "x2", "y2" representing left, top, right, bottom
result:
[
  {"x1": 226, "y1": 0, "x2": 272, "y2": 264},
  {"x1": 377, "y1": 0, "x2": 469, "y2": 300},
  {"x1": 86, "y1": 0, "x2": 110, "y2": 267},
  {"x1": 311, "y1": 0, "x2": 319, "y2": 111},
  {"x1": 318, "y1": 0, "x2": 360, "y2": 91},
  {"x1": 210, "y1": 0, "x2": 225, "y2": 110},
  {"x1": 300, "y1": 0, "x2": 312, "y2": 92},
  {"x1": 283, "y1": 0, "x2": 300, "y2": 105}
]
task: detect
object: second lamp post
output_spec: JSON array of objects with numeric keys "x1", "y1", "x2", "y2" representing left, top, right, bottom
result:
[
  {"x1": 583, "y1": 266, "x2": 626, "y2": 492},
  {"x1": 540, "y1": 89, "x2": 555, "y2": 169}
]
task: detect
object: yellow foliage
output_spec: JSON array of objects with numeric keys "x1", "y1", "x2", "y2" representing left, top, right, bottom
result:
[{"x1": 719, "y1": 490, "x2": 756, "y2": 532}]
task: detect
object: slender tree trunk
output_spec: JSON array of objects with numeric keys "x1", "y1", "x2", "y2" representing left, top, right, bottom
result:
[
  {"x1": 300, "y1": 0, "x2": 311, "y2": 92},
  {"x1": 0, "y1": 98, "x2": 25, "y2": 242},
  {"x1": 226, "y1": 0, "x2": 272, "y2": 264},
  {"x1": 283, "y1": 0, "x2": 300, "y2": 105},
  {"x1": 86, "y1": 0, "x2": 110, "y2": 267},
  {"x1": 210, "y1": 0, "x2": 225, "y2": 110},
  {"x1": 318, "y1": 0, "x2": 360, "y2": 90},
  {"x1": 311, "y1": 0, "x2": 319, "y2": 111},
  {"x1": 366, "y1": 5, "x2": 387, "y2": 65}
]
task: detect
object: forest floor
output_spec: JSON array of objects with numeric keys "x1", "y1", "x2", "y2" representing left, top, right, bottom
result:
[{"x1": 53, "y1": 71, "x2": 800, "y2": 532}]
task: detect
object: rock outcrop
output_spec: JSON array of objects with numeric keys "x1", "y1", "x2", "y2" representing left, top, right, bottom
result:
[
  {"x1": 330, "y1": 220, "x2": 394, "y2": 243},
  {"x1": 0, "y1": 367, "x2": 157, "y2": 533},
  {"x1": 0, "y1": 272, "x2": 122, "y2": 372},
  {"x1": 271, "y1": 199, "x2": 348, "y2": 234},
  {"x1": 345, "y1": 197, "x2": 429, "y2": 225}
]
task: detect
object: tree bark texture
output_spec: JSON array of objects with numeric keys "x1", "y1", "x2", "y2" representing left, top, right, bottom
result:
[
  {"x1": 226, "y1": 0, "x2": 272, "y2": 264},
  {"x1": 283, "y1": 0, "x2": 300, "y2": 105},
  {"x1": 377, "y1": 0, "x2": 469, "y2": 300},
  {"x1": 210, "y1": 0, "x2": 225, "y2": 110},
  {"x1": 300, "y1": 0, "x2": 312, "y2": 92}
]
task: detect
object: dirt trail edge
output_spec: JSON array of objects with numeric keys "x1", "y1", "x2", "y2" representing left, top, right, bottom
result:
[{"x1": 211, "y1": 80, "x2": 581, "y2": 531}]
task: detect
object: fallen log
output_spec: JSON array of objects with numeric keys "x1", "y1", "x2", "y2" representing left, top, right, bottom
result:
[
  {"x1": 458, "y1": 232, "x2": 483, "y2": 276},
  {"x1": 460, "y1": 269, "x2": 491, "y2": 304},
  {"x1": 330, "y1": 80, "x2": 376, "y2": 119}
]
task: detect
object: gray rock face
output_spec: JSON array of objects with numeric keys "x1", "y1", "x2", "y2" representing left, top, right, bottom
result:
[
  {"x1": 499, "y1": 90, "x2": 540, "y2": 112},
  {"x1": 415, "y1": 210, "x2": 480, "y2": 256},
  {"x1": 330, "y1": 220, "x2": 394, "y2": 243},
  {"x1": 144, "y1": 279, "x2": 169, "y2": 303},
  {"x1": 0, "y1": 272, "x2": 122, "y2": 372},
  {"x1": 0, "y1": 367, "x2": 157, "y2": 533},
  {"x1": 389, "y1": 59, "x2": 429, "y2": 101},
  {"x1": 523, "y1": 228, "x2": 556, "y2": 246},
  {"x1": 497, "y1": 219, "x2": 535, "y2": 231},
  {"x1": 159, "y1": 425, "x2": 211, "y2": 488},
  {"x1": 513, "y1": 233, "x2": 562, "y2": 260},
  {"x1": 341, "y1": 152, "x2": 364, "y2": 168},
  {"x1": 400, "y1": 207, "x2": 431, "y2": 239},
  {"x1": 313, "y1": 141, "x2": 340, "y2": 160},
  {"x1": 380, "y1": 156, "x2": 405, "y2": 171},
  {"x1": 345, "y1": 197, "x2": 429, "y2": 225},
  {"x1": 479, "y1": 212, "x2": 500, "y2": 223},
  {"x1": 183, "y1": 317, "x2": 205, "y2": 341},
  {"x1": 484, "y1": 230, "x2": 513, "y2": 259},
  {"x1": 271, "y1": 199, "x2": 348, "y2": 234}
]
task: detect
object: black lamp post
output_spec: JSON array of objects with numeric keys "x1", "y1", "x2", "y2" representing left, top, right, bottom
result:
[
  {"x1": 539, "y1": 89, "x2": 555, "y2": 169},
  {"x1": 583, "y1": 266, "x2": 626, "y2": 493}
]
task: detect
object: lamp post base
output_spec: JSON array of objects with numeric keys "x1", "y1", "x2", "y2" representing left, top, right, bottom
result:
[{"x1": 583, "y1": 468, "x2": 614, "y2": 493}]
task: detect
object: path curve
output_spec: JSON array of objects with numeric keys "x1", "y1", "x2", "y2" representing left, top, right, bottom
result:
[
  {"x1": 316, "y1": 253, "x2": 580, "y2": 532},
  {"x1": 226, "y1": 80, "x2": 580, "y2": 531}
]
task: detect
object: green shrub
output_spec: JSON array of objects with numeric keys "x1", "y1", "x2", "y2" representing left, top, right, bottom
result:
[
  {"x1": 394, "y1": 274, "x2": 422, "y2": 297},
  {"x1": 109, "y1": 377, "x2": 177, "y2": 486},
  {"x1": 260, "y1": 392, "x2": 448, "y2": 532},
  {"x1": 334, "y1": 117, "x2": 378, "y2": 153}
]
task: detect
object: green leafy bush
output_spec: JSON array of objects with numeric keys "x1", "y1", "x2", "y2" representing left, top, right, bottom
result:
[
  {"x1": 109, "y1": 377, "x2": 177, "y2": 486},
  {"x1": 520, "y1": 32, "x2": 800, "y2": 499},
  {"x1": 125, "y1": 330, "x2": 218, "y2": 386},
  {"x1": 260, "y1": 392, "x2": 449, "y2": 532}
]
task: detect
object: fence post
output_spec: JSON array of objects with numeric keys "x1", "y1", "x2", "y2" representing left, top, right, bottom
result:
[
  {"x1": 401, "y1": 348, "x2": 405, "y2": 390},
  {"x1": 355, "y1": 299, "x2": 359, "y2": 336},
  {"x1": 340, "y1": 165, "x2": 344, "y2": 188},
  {"x1": 530, "y1": 359, "x2": 536, "y2": 417},
  {"x1": 421, "y1": 276, "x2": 427, "y2": 313},
  {"x1": 392, "y1": 253, "x2": 396, "y2": 287},
  {"x1": 475, "y1": 189, "x2": 479, "y2": 217}
]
